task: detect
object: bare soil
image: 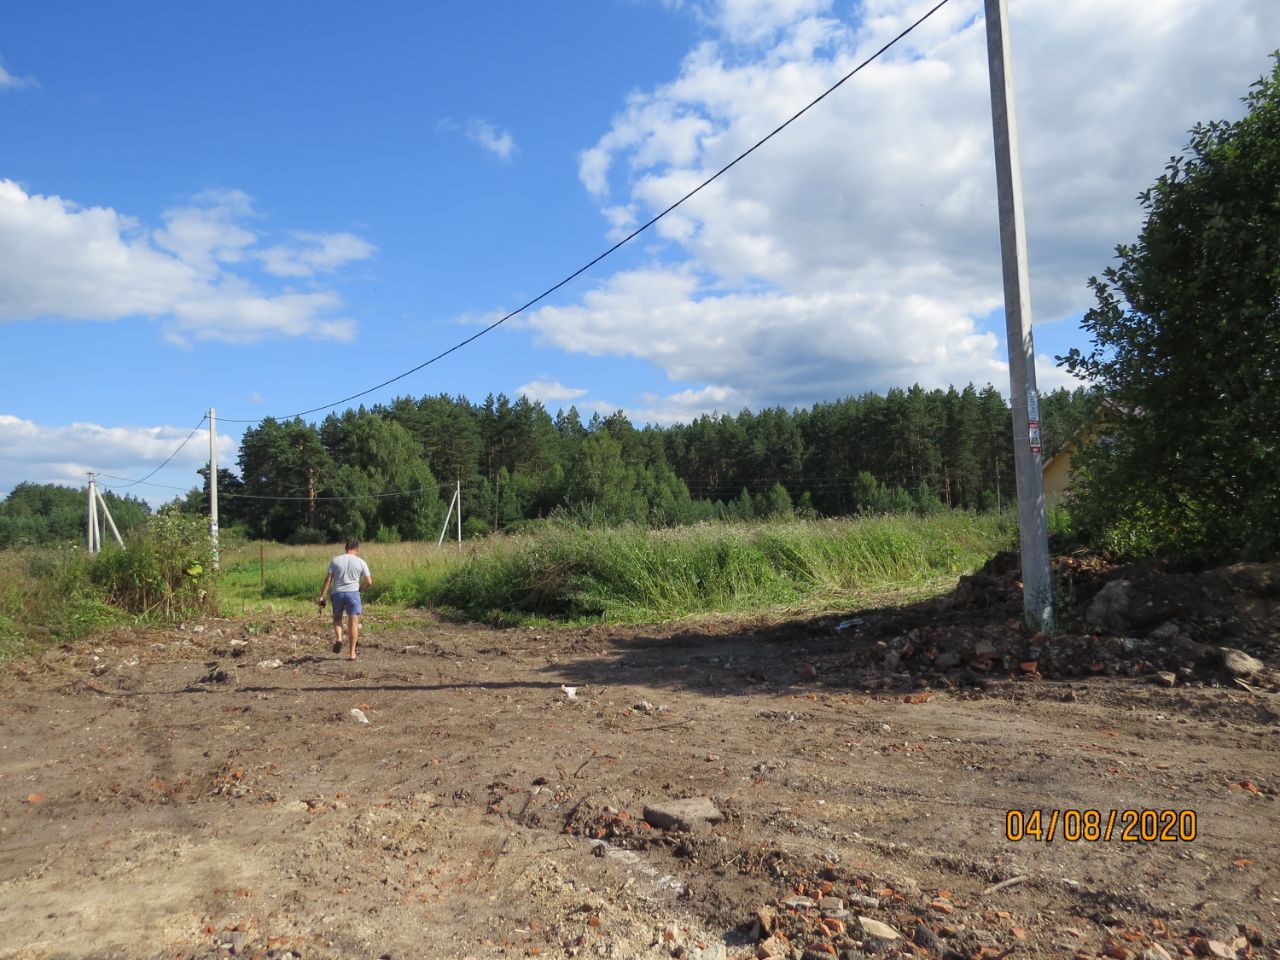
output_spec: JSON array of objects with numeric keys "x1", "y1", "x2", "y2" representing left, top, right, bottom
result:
[{"x1": 2, "y1": 558, "x2": 1278, "y2": 960}]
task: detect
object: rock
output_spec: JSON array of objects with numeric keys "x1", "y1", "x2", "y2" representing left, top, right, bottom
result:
[
  {"x1": 1154, "y1": 671, "x2": 1178, "y2": 687},
  {"x1": 1140, "y1": 946, "x2": 1173, "y2": 960},
  {"x1": 1172, "y1": 635, "x2": 1218, "y2": 666},
  {"x1": 191, "y1": 624, "x2": 206, "y2": 634},
  {"x1": 913, "y1": 924, "x2": 943, "y2": 951},
  {"x1": 90, "y1": 662, "x2": 110, "y2": 677},
  {"x1": 1220, "y1": 647, "x2": 1263, "y2": 677},
  {"x1": 283, "y1": 800, "x2": 310, "y2": 814},
  {"x1": 800, "y1": 663, "x2": 819, "y2": 681},
  {"x1": 818, "y1": 897, "x2": 844, "y2": 912},
  {"x1": 1200, "y1": 942, "x2": 1233, "y2": 959},
  {"x1": 755, "y1": 905, "x2": 779, "y2": 935},
  {"x1": 349, "y1": 708, "x2": 370, "y2": 724},
  {"x1": 847, "y1": 894, "x2": 880, "y2": 910},
  {"x1": 401, "y1": 645, "x2": 421, "y2": 653},
  {"x1": 857, "y1": 917, "x2": 901, "y2": 941},
  {"x1": 225, "y1": 931, "x2": 247, "y2": 955},
  {"x1": 257, "y1": 659, "x2": 284, "y2": 669},
  {"x1": 781, "y1": 896, "x2": 817, "y2": 910},
  {"x1": 935, "y1": 652, "x2": 962, "y2": 669},
  {"x1": 1150, "y1": 621, "x2": 1182, "y2": 642},
  {"x1": 883, "y1": 651, "x2": 900, "y2": 672},
  {"x1": 642, "y1": 797, "x2": 724, "y2": 832},
  {"x1": 973, "y1": 640, "x2": 998, "y2": 659},
  {"x1": 1086, "y1": 579, "x2": 1133, "y2": 630},
  {"x1": 757, "y1": 936, "x2": 788, "y2": 959},
  {"x1": 634, "y1": 700, "x2": 655, "y2": 714},
  {"x1": 229, "y1": 639, "x2": 249, "y2": 650}
]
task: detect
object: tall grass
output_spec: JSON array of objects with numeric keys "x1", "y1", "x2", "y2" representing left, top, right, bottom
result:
[
  {"x1": 218, "y1": 540, "x2": 474, "y2": 615},
  {"x1": 419, "y1": 513, "x2": 1012, "y2": 622},
  {"x1": 0, "y1": 548, "x2": 127, "y2": 661},
  {"x1": 2, "y1": 513, "x2": 1012, "y2": 659}
]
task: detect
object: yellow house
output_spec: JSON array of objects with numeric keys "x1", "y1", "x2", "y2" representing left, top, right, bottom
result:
[
  {"x1": 1041, "y1": 399, "x2": 1114, "y2": 508},
  {"x1": 1042, "y1": 445, "x2": 1076, "y2": 509}
]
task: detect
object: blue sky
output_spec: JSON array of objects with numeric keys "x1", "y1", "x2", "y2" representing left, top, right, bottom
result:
[{"x1": 2, "y1": 0, "x2": 1277, "y2": 503}]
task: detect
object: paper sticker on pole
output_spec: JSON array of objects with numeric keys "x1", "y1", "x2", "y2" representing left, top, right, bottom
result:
[{"x1": 1028, "y1": 420, "x2": 1042, "y2": 455}]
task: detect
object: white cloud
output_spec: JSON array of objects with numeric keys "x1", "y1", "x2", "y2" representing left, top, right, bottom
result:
[
  {"x1": 525, "y1": 266, "x2": 1003, "y2": 406},
  {"x1": 465, "y1": 119, "x2": 518, "y2": 161},
  {"x1": 168, "y1": 284, "x2": 355, "y2": 346},
  {"x1": 515, "y1": 378, "x2": 588, "y2": 404},
  {"x1": 0, "y1": 180, "x2": 371, "y2": 344},
  {"x1": 624, "y1": 384, "x2": 747, "y2": 424},
  {"x1": 0, "y1": 413, "x2": 234, "y2": 500},
  {"x1": 155, "y1": 190, "x2": 257, "y2": 276},
  {"x1": 0, "y1": 179, "x2": 201, "y2": 320},
  {"x1": 559, "y1": 0, "x2": 1280, "y2": 409},
  {"x1": 259, "y1": 230, "x2": 376, "y2": 277},
  {"x1": 0, "y1": 59, "x2": 37, "y2": 91}
]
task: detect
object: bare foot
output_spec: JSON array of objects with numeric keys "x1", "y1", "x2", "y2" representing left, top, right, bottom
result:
[{"x1": 348, "y1": 654, "x2": 358, "y2": 661}]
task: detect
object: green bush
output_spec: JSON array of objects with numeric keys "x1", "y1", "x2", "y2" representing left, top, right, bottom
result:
[{"x1": 90, "y1": 509, "x2": 218, "y2": 618}]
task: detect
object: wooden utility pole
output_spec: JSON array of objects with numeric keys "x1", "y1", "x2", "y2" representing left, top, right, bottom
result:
[
  {"x1": 209, "y1": 408, "x2": 219, "y2": 567},
  {"x1": 984, "y1": 0, "x2": 1052, "y2": 631}
]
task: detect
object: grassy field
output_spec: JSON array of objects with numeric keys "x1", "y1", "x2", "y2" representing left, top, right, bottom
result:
[
  {"x1": 0, "y1": 513, "x2": 1013, "y2": 660},
  {"x1": 222, "y1": 512, "x2": 1014, "y2": 624}
]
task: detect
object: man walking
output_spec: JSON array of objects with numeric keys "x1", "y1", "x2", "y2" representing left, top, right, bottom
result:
[{"x1": 318, "y1": 539, "x2": 373, "y2": 661}]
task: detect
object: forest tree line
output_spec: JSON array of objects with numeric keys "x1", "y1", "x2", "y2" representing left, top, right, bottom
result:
[{"x1": 169, "y1": 383, "x2": 1097, "y2": 543}]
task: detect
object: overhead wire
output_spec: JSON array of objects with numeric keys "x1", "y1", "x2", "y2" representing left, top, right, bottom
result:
[
  {"x1": 214, "y1": 0, "x2": 955, "y2": 426},
  {"x1": 98, "y1": 415, "x2": 209, "y2": 489}
]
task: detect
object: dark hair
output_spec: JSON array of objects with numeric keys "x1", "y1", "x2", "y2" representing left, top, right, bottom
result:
[{"x1": 345, "y1": 539, "x2": 360, "y2": 552}]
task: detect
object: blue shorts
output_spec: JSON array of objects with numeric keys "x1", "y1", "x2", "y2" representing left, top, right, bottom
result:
[{"x1": 331, "y1": 591, "x2": 363, "y2": 617}]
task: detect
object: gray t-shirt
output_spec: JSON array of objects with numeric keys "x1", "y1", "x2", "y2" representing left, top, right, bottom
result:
[{"x1": 328, "y1": 554, "x2": 371, "y2": 594}]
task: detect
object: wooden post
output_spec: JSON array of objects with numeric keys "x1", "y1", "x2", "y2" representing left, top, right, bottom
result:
[{"x1": 259, "y1": 543, "x2": 265, "y2": 589}]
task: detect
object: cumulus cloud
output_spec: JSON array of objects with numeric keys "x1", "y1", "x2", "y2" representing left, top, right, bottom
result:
[
  {"x1": 167, "y1": 283, "x2": 355, "y2": 346},
  {"x1": 515, "y1": 378, "x2": 588, "y2": 404},
  {"x1": 0, "y1": 180, "x2": 373, "y2": 344},
  {"x1": 558, "y1": 0, "x2": 1280, "y2": 408},
  {"x1": 622, "y1": 384, "x2": 748, "y2": 425},
  {"x1": 258, "y1": 231, "x2": 376, "y2": 277},
  {"x1": 155, "y1": 189, "x2": 257, "y2": 276},
  {"x1": 0, "y1": 413, "x2": 234, "y2": 497},
  {"x1": 525, "y1": 266, "x2": 1003, "y2": 407}
]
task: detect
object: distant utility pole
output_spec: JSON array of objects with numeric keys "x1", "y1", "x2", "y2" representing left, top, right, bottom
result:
[
  {"x1": 984, "y1": 0, "x2": 1053, "y2": 632},
  {"x1": 85, "y1": 473, "x2": 124, "y2": 553},
  {"x1": 209, "y1": 408, "x2": 219, "y2": 568},
  {"x1": 87, "y1": 472, "x2": 99, "y2": 553},
  {"x1": 438, "y1": 480, "x2": 462, "y2": 547}
]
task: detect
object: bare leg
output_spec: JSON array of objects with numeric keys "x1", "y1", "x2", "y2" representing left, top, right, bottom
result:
[
  {"x1": 348, "y1": 613, "x2": 360, "y2": 660},
  {"x1": 332, "y1": 614, "x2": 343, "y2": 654}
]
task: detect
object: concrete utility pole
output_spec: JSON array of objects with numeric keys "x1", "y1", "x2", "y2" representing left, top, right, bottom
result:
[
  {"x1": 209, "y1": 408, "x2": 219, "y2": 567},
  {"x1": 86, "y1": 473, "x2": 98, "y2": 553},
  {"x1": 983, "y1": 0, "x2": 1053, "y2": 632}
]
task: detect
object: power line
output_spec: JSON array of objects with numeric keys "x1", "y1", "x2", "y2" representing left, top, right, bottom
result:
[
  {"x1": 101, "y1": 415, "x2": 209, "y2": 489},
  {"x1": 216, "y1": 0, "x2": 954, "y2": 426}
]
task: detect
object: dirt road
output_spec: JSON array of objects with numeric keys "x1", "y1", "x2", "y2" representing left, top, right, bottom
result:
[{"x1": 1, "y1": 593, "x2": 1277, "y2": 960}]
